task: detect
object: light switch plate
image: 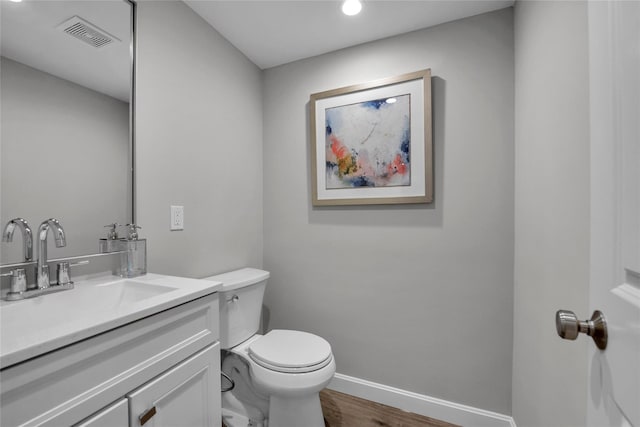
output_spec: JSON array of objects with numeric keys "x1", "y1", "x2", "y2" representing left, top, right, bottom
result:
[{"x1": 170, "y1": 205, "x2": 184, "y2": 231}]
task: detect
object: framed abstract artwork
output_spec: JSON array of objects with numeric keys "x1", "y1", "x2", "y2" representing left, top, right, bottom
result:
[{"x1": 309, "y1": 69, "x2": 432, "y2": 206}]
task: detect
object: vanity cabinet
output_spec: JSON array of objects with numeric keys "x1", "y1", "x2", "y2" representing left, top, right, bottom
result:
[{"x1": 0, "y1": 293, "x2": 221, "y2": 427}]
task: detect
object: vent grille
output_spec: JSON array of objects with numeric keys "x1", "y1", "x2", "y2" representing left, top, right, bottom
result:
[{"x1": 58, "y1": 16, "x2": 120, "y2": 49}]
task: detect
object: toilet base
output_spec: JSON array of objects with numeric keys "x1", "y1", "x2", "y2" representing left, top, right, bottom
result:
[
  {"x1": 222, "y1": 408, "x2": 265, "y2": 427},
  {"x1": 268, "y1": 393, "x2": 326, "y2": 427},
  {"x1": 222, "y1": 393, "x2": 325, "y2": 427}
]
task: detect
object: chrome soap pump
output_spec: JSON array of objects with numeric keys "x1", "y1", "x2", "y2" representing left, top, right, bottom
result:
[
  {"x1": 99, "y1": 223, "x2": 120, "y2": 253},
  {"x1": 120, "y1": 223, "x2": 147, "y2": 278}
]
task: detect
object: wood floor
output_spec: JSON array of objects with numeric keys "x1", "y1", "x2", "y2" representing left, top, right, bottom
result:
[{"x1": 320, "y1": 389, "x2": 459, "y2": 427}]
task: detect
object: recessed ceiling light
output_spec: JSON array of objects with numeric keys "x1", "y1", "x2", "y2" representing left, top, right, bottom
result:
[
  {"x1": 342, "y1": 0, "x2": 362, "y2": 16},
  {"x1": 9, "y1": 0, "x2": 24, "y2": 3}
]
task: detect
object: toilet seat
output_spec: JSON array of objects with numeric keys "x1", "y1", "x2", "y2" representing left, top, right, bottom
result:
[{"x1": 248, "y1": 330, "x2": 333, "y2": 374}]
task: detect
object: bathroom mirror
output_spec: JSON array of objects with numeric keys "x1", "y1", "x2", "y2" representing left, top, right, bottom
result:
[{"x1": 0, "y1": 0, "x2": 134, "y2": 264}]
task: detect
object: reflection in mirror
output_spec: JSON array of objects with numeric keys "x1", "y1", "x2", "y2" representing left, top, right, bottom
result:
[{"x1": 1, "y1": 0, "x2": 133, "y2": 264}]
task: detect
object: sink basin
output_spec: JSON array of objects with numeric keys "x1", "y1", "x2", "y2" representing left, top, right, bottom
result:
[
  {"x1": 0, "y1": 273, "x2": 222, "y2": 369},
  {"x1": 0, "y1": 279, "x2": 177, "y2": 331},
  {"x1": 93, "y1": 280, "x2": 176, "y2": 309}
]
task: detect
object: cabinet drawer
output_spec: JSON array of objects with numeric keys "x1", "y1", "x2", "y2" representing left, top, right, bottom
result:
[
  {"x1": 129, "y1": 343, "x2": 221, "y2": 427},
  {"x1": 1, "y1": 293, "x2": 219, "y2": 427},
  {"x1": 74, "y1": 399, "x2": 128, "y2": 427}
]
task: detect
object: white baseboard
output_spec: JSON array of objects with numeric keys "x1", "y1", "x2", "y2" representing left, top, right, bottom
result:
[{"x1": 327, "y1": 373, "x2": 516, "y2": 427}]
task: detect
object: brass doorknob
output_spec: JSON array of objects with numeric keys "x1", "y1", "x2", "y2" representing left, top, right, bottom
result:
[{"x1": 555, "y1": 309, "x2": 608, "y2": 350}]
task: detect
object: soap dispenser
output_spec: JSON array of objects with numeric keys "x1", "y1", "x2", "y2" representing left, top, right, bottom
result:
[
  {"x1": 99, "y1": 223, "x2": 121, "y2": 253},
  {"x1": 120, "y1": 224, "x2": 147, "y2": 278}
]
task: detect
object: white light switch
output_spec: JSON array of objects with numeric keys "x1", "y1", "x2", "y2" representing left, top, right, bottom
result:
[{"x1": 170, "y1": 205, "x2": 184, "y2": 230}]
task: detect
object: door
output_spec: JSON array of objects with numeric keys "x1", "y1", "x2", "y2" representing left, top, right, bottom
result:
[
  {"x1": 128, "y1": 343, "x2": 221, "y2": 427},
  {"x1": 588, "y1": 1, "x2": 640, "y2": 426}
]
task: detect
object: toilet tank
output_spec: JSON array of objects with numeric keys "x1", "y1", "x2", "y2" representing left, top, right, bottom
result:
[{"x1": 203, "y1": 268, "x2": 270, "y2": 349}]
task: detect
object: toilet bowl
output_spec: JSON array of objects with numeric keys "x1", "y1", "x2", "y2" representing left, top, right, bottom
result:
[{"x1": 204, "y1": 268, "x2": 335, "y2": 427}]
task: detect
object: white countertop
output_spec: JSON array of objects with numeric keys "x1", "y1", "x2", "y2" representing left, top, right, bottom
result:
[{"x1": 0, "y1": 273, "x2": 221, "y2": 369}]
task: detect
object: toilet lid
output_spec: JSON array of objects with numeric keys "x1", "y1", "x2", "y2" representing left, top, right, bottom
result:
[{"x1": 248, "y1": 330, "x2": 333, "y2": 373}]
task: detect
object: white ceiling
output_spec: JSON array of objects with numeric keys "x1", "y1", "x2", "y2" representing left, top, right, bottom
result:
[
  {"x1": 184, "y1": 0, "x2": 514, "y2": 70},
  {"x1": 0, "y1": 0, "x2": 514, "y2": 100},
  {"x1": 1, "y1": 0, "x2": 131, "y2": 102}
]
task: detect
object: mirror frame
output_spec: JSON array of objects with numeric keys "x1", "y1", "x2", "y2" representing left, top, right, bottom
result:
[{"x1": 129, "y1": 0, "x2": 137, "y2": 226}]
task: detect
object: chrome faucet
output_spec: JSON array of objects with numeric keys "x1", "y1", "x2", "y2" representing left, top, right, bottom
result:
[
  {"x1": 37, "y1": 218, "x2": 66, "y2": 289},
  {"x1": 2, "y1": 218, "x2": 34, "y2": 261}
]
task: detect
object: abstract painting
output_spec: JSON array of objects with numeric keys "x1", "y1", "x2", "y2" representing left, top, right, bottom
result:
[
  {"x1": 325, "y1": 94, "x2": 411, "y2": 189},
  {"x1": 310, "y1": 69, "x2": 432, "y2": 206}
]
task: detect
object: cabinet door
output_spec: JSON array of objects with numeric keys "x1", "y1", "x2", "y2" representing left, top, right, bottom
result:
[
  {"x1": 128, "y1": 343, "x2": 221, "y2": 427},
  {"x1": 74, "y1": 399, "x2": 128, "y2": 427}
]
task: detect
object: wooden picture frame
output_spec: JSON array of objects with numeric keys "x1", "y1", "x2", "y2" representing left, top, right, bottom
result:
[{"x1": 310, "y1": 69, "x2": 432, "y2": 206}]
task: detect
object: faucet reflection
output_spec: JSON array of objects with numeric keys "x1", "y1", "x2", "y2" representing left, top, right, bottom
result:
[{"x1": 2, "y1": 218, "x2": 34, "y2": 262}]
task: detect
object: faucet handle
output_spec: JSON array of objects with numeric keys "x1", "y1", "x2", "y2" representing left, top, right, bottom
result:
[
  {"x1": 3, "y1": 268, "x2": 28, "y2": 300},
  {"x1": 56, "y1": 262, "x2": 72, "y2": 286},
  {"x1": 56, "y1": 260, "x2": 88, "y2": 286}
]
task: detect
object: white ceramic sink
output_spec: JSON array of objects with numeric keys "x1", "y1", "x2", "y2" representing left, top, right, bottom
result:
[
  {"x1": 0, "y1": 273, "x2": 222, "y2": 369},
  {"x1": 1, "y1": 279, "x2": 177, "y2": 329},
  {"x1": 93, "y1": 279, "x2": 176, "y2": 308}
]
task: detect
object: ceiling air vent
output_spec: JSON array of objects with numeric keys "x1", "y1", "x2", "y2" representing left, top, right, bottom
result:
[{"x1": 57, "y1": 16, "x2": 120, "y2": 49}]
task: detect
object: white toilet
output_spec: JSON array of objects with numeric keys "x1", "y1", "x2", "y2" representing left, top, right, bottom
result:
[{"x1": 204, "y1": 268, "x2": 335, "y2": 427}]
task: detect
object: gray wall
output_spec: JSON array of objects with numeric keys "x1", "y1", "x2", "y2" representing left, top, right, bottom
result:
[
  {"x1": 1, "y1": 57, "x2": 129, "y2": 263},
  {"x1": 263, "y1": 9, "x2": 514, "y2": 414},
  {"x1": 135, "y1": 1, "x2": 263, "y2": 278},
  {"x1": 512, "y1": 1, "x2": 590, "y2": 426}
]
